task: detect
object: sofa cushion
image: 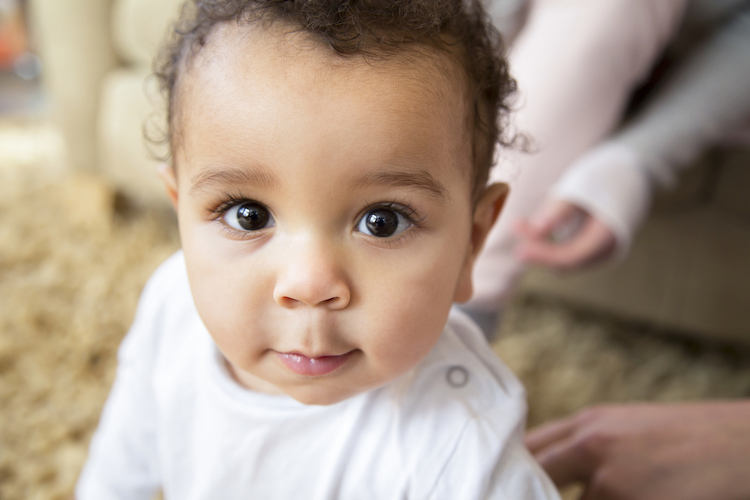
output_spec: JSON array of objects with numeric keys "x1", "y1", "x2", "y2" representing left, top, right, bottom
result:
[
  {"x1": 520, "y1": 201, "x2": 750, "y2": 346},
  {"x1": 713, "y1": 150, "x2": 750, "y2": 219},
  {"x1": 99, "y1": 68, "x2": 170, "y2": 205},
  {"x1": 112, "y1": 0, "x2": 185, "y2": 66}
]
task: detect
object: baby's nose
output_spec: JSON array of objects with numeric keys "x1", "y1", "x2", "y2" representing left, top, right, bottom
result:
[{"x1": 273, "y1": 243, "x2": 350, "y2": 309}]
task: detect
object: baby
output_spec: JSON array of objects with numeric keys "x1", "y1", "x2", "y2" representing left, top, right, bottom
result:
[{"x1": 76, "y1": 0, "x2": 559, "y2": 498}]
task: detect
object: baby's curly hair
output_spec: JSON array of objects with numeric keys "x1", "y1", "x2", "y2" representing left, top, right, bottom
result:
[{"x1": 155, "y1": 0, "x2": 516, "y2": 199}]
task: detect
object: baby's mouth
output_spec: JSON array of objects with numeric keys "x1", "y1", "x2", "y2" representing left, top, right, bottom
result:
[{"x1": 276, "y1": 351, "x2": 355, "y2": 377}]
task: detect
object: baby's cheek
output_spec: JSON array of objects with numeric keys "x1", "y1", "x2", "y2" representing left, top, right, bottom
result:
[
  {"x1": 190, "y1": 276, "x2": 250, "y2": 348},
  {"x1": 368, "y1": 300, "x2": 446, "y2": 369}
]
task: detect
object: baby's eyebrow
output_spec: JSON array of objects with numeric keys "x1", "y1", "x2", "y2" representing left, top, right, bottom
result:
[
  {"x1": 189, "y1": 166, "x2": 277, "y2": 195},
  {"x1": 351, "y1": 169, "x2": 448, "y2": 202}
]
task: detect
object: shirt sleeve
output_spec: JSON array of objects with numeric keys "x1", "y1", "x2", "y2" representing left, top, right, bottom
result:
[
  {"x1": 75, "y1": 264, "x2": 171, "y2": 500},
  {"x1": 550, "y1": 5, "x2": 750, "y2": 254},
  {"x1": 551, "y1": 141, "x2": 653, "y2": 256},
  {"x1": 616, "y1": 5, "x2": 750, "y2": 189},
  {"x1": 427, "y1": 411, "x2": 561, "y2": 500}
]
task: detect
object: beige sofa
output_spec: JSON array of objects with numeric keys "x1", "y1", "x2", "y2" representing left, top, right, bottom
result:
[
  {"x1": 521, "y1": 151, "x2": 750, "y2": 346},
  {"x1": 28, "y1": 0, "x2": 183, "y2": 204},
  {"x1": 29, "y1": 0, "x2": 750, "y2": 345}
]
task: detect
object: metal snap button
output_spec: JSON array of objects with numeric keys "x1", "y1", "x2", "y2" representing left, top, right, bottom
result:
[{"x1": 446, "y1": 366, "x2": 469, "y2": 388}]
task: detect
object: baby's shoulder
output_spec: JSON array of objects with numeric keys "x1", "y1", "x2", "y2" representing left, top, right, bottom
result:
[
  {"x1": 385, "y1": 308, "x2": 527, "y2": 445},
  {"x1": 118, "y1": 251, "x2": 198, "y2": 361},
  {"x1": 371, "y1": 309, "x2": 535, "y2": 497},
  {"x1": 396, "y1": 307, "x2": 526, "y2": 419},
  {"x1": 135, "y1": 250, "x2": 193, "y2": 320},
  {"x1": 140, "y1": 250, "x2": 190, "y2": 302}
]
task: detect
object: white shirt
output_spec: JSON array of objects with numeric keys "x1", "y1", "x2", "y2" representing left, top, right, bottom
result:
[{"x1": 76, "y1": 252, "x2": 559, "y2": 500}]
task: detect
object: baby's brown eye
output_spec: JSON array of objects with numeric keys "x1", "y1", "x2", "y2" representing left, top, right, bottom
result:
[
  {"x1": 358, "y1": 208, "x2": 410, "y2": 238},
  {"x1": 223, "y1": 202, "x2": 274, "y2": 232}
]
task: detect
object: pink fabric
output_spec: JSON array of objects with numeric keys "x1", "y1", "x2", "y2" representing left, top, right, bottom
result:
[{"x1": 467, "y1": 0, "x2": 687, "y2": 311}]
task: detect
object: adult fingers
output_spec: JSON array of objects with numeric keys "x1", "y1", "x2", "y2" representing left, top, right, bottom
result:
[
  {"x1": 516, "y1": 214, "x2": 616, "y2": 270},
  {"x1": 525, "y1": 416, "x2": 577, "y2": 454},
  {"x1": 533, "y1": 434, "x2": 598, "y2": 488}
]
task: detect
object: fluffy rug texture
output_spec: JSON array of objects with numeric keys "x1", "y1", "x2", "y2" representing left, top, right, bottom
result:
[
  {"x1": 2, "y1": 165, "x2": 750, "y2": 500},
  {"x1": 495, "y1": 297, "x2": 750, "y2": 428},
  {"x1": 0, "y1": 166, "x2": 178, "y2": 499}
]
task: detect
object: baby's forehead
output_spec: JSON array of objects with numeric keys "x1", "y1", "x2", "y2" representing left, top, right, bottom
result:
[
  {"x1": 184, "y1": 21, "x2": 468, "y2": 109},
  {"x1": 175, "y1": 21, "x2": 475, "y2": 175}
]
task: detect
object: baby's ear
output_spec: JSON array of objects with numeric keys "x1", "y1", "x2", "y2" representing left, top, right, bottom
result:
[
  {"x1": 454, "y1": 183, "x2": 508, "y2": 303},
  {"x1": 157, "y1": 163, "x2": 179, "y2": 210},
  {"x1": 470, "y1": 182, "x2": 508, "y2": 254}
]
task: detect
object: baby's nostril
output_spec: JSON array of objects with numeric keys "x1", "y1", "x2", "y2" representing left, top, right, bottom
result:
[{"x1": 280, "y1": 296, "x2": 301, "y2": 307}]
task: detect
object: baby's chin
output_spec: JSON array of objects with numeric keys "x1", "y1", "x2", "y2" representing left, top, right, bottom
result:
[
  {"x1": 227, "y1": 358, "x2": 381, "y2": 406},
  {"x1": 289, "y1": 390, "x2": 355, "y2": 406},
  {"x1": 283, "y1": 377, "x2": 385, "y2": 406}
]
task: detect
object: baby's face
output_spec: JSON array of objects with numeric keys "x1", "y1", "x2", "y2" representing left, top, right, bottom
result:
[{"x1": 164, "y1": 23, "x2": 502, "y2": 405}]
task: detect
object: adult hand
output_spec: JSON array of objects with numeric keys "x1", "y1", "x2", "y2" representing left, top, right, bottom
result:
[
  {"x1": 525, "y1": 401, "x2": 750, "y2": 500},
  {"x1": 514, "y1": 200, "x2": 616, "y2": 271}
]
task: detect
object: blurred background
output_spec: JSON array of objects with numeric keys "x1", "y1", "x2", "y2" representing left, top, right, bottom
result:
[
  {"x1": 0, "y1": 0, "x2": 748, "y2": 499},
  {"x1": 0, "y1": 1, "x2": 181, "y2": 499}
]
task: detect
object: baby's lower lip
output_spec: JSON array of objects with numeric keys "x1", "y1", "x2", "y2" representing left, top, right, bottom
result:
[{"x1": 276, "y1": 351, "x2": 354, "y2": 377}]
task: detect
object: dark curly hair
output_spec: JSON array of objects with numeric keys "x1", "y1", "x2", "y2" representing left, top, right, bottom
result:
[{"x1": 154, "y1": 0, "x2": 516, "y2": 200}]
